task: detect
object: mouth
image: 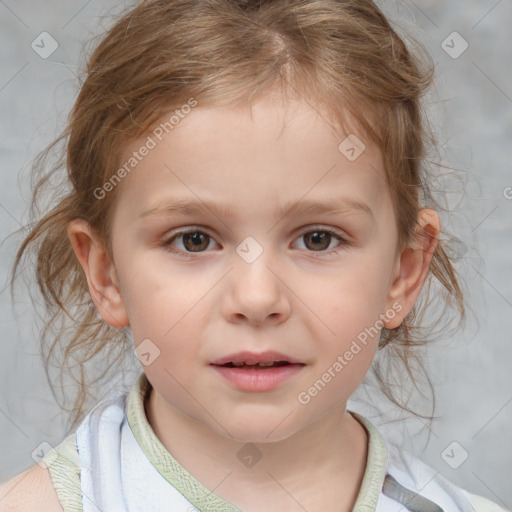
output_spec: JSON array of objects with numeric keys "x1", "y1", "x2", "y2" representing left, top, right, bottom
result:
[
  {"x1": 210, "y1": 350, "x2": 305, "y2": 368},
  {"x1": 210, "y1": 352, "x2": 305, "y2": 391},
  {"x1": 217, "y1": 361, "x2": 296, "y2": 369}
]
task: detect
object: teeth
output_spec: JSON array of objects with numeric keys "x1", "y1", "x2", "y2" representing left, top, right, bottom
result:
[{"x1": 229, "y1": 361, "x2": 279, "y2": 367}]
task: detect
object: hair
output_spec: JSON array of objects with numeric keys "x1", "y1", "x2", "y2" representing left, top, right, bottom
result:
[{"x1": 10, "y1": 0, "x2": 466, "y2": 433}]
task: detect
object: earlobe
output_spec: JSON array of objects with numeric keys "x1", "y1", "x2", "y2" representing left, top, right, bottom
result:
[
  {"x1": 67, "y1": 219, "x2": 129, "y2": 329},
  {"x1": 383, "y1": 209, "x2": 440, "y2": 329}
]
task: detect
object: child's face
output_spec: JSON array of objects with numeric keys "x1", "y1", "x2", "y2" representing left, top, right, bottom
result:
[{"x1": 95, "y1": 96, "x2": 414, "y2": 441}]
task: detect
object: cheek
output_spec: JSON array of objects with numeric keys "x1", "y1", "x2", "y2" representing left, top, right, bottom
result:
[
  {"x1": 117, "y1": 252, "x2": 203, "y2": 345},
  {"x1": 293, "y1": 256, "x2": 392, "y2": 387},
  {"x1": 304, "y1": 300, "x2": 381, "y2": 410},
  {"x1": 300, "y1": 256, "x2": 392, "y2": 329}
]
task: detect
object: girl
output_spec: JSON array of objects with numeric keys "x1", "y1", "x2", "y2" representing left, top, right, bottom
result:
[{"x1": 1, "y1": 0, "x2": 508, "y2": 511}]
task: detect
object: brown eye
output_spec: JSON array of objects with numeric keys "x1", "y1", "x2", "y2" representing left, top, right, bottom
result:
[
  {"x1": 163, "y1": 229, "x2": 218, "y2": 256},
  {"x1": 303, "y1": 231, "x2": 332, "y2": 251},
  {"x1": 182, "y1": 232, "x2": 210, "y2": 252},
  {"x1": 293, "y1": 227, "x2": 348, "y2": 256}
]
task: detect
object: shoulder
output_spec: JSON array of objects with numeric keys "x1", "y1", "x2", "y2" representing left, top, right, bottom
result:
[
  {"x1": 0, "y1": 431, "x2": 82, "y2": 512},
  {"x1": 0, "y1": 464, "x2": 63, "y2": 512}
]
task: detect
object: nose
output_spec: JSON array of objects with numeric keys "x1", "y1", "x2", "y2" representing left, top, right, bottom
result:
[{"x1": 221, "y1": 248, "x2": 291, "y2": 326}]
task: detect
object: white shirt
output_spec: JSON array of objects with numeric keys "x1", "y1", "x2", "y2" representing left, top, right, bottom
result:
[{"x1": 42, "y1": 372, "x2": 509, "y2": 512}]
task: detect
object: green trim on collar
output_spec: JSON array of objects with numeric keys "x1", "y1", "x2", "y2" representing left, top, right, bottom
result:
[
  {"x1": 127, "y1": 372, "x2": 240, "y2": 511},
  {"x1": 127, "y1": 371, "x2": 387, "y2": 512},
  {"x1": 42, "y1": 432, "x2": 83, "y2": 512},
  {"x1": 350, "y1": 411, "x2": 388, "y2": 512}
]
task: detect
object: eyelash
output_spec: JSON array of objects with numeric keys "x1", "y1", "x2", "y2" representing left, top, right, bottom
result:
[{"x1": 161, "y1": 226, "x2": 349, "y2": 259}]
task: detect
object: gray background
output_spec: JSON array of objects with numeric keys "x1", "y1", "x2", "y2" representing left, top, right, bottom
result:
[{"x1": 1, "y1": 0, "x2": 511, "y2": 508}]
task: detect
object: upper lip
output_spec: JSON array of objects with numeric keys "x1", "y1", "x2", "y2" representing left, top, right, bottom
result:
[{"x1": 211, "y1": 350, "x2": 305, "y2": 366}]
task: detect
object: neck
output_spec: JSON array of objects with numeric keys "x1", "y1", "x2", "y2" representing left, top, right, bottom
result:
[{"x1": 144, "y1": 385, "x2": 368, "y2": 510}]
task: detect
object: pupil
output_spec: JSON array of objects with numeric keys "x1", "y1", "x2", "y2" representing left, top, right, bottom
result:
[
  {"x1": 184, "y1": 232, "x2": 208, "y2": 252},
  {"x1": 306, "y1": 231, "x2": 330, "y2": 251}
]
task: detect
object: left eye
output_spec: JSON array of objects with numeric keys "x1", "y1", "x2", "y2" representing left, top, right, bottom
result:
[{"x1": 294, "y1": 229, "x2": 346, "y2": 253}]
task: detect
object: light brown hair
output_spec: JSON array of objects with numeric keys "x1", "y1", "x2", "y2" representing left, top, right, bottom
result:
[{"x1": 11, "y1": 0, "x2": 465, "y2": 432}]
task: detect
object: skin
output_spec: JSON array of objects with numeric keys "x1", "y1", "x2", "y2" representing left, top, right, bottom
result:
[{"x1": 68, "y1": 93, "x2": 439, "y2": 512}]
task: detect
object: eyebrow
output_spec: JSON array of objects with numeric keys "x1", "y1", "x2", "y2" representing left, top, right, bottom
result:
[{"x1": 139, "y1": 196, "x2": 374, "y2": 221}]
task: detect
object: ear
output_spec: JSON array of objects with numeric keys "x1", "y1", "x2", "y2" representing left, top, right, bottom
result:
[
  {"x1": 383, "y1": 209, "x2": 440, "y2": 329},
  {"x1": 67, "y1": 219, "x2": 129, "y2": 328}
]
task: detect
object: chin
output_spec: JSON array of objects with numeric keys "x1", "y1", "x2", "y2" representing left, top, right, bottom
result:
[{"x1": 215, "y1": 415, "x2": 302, "y2": 445}]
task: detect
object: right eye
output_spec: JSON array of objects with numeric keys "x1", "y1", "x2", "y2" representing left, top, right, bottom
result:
[{"x1": 162, "y1": 228, "x2": 220, "y2": 257}]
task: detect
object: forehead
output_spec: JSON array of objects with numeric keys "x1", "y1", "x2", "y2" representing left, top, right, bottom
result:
[{"x1": 112, "y1": 96, "x2": 390, "y2": 224}]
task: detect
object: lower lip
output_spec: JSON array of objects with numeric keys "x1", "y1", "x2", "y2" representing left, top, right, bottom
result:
[{"x1": 211, "y1": 364, "x2": 304, "y2": 392}]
